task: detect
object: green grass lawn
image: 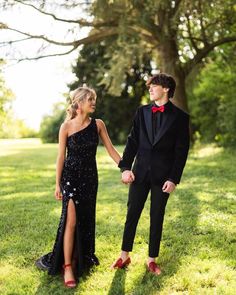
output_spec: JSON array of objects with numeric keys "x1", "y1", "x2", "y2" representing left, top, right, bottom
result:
[{"x1": 0, "y1": 139, "x2": 235, "y2": 295}]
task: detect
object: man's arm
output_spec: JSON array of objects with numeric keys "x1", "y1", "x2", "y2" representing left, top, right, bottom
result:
[
  {"x1": 118, "y1": 107, "x2": 140, "y2": 170},
  {"x1": 169, "y1": 113, "x2": 190, "y2": 184}
]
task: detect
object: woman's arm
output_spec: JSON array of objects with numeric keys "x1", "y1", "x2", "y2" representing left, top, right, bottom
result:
[
  {"x1": 96, "y1": 119, "x2": 121, "y2": 164},
  {"x1": 55, "y1": 123, "x2": 68, "y2": 200}
]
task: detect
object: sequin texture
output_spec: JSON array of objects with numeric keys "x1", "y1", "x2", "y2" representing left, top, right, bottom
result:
[{"x1": 35, "y1": 118, "x2": 99, "y2": 277}]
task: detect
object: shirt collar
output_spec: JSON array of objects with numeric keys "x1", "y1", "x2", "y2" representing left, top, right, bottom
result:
[{"x1": 152, "y1": 100, "x2": 171, "y2": 109}]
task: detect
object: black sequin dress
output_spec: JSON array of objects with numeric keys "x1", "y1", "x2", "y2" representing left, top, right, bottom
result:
[{"x1": 36, "y1": 118, "x2": 99, "y2": 277}]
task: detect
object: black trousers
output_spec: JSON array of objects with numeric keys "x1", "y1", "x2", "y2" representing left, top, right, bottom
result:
[{"x1": 121, "y1": 176, "x2": 169, "y2": 257}]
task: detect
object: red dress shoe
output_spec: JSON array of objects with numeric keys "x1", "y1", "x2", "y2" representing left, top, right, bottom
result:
[
  {"x1": 112, "y1": 257, "x2": 131, "y2": 269},
  {"x1": 147, "y1": 261, "x2": 161, "y2": 275}
]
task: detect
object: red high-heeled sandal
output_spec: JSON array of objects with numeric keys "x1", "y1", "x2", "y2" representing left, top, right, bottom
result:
[{"x1": 62, "y1": 264, "x2": 76, "y2": 288}]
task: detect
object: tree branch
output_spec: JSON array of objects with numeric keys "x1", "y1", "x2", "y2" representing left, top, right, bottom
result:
[
  {"x1": 170, "y1": 0, "x2": 183, "y2": 18},
  {"x1": 0, "y1": 37, "x2": 32, "y2": 48},
  {"x1": 0, "y1": 26, "x2": 120, "y2": 61},
  {"x1": 198, "y1": 1, "x2": 208, "y2": 45},
  {"x1": 74, "y1": 29, "x2": 119, "y2": 46},
  {"x1": 16, "y1": 46, "x2": 78, "y2": 62},
  {"x1": 0, "y1": 23, "x2": 78, "y2": 46},
  {"x1": 14, "y1": 0, "x2": 117, "y2": 27},
  {"x1": 184, "y1": 36, "x2": 236, "y2": 75},
  {"x1": 1, "y1": 22, "x2": 119, "y2": 48},
  {"x1": 129, "y1": 25, "x2": 159, "y2": 46},
  {"x1": 181, "y1": 35, "x2": 206, "y2": 43},
  {"x1": 185, "y1": 14, "x2": 199, "y2": 53}
]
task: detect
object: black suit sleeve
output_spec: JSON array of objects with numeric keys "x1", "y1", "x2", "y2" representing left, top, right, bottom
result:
[
  {"x1": 169, "y1": 112, "x2": 190, "y2": 184},
  {"x1": 118, "y1": 107, "x2": 140, "y2": 170}
]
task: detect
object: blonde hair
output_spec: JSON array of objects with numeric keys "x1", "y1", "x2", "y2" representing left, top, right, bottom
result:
[{"x1": 66, "y1": 86, "x2": 97, "y2": 121}]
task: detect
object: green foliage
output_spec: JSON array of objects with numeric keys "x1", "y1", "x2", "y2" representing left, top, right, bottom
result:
[
  {"x1": 91, "y1": 0, "x2": 236, "y2": 69},
  {"x1": 0, "y1": 115, "x2": 38, "y2": 139},
  {"x1": 69, "y1": 39, "x2": 152, "y2": 144},
  {"x1": 177, "y1": 0, "x2": 236, "y2": 63},
  {"x1": 2, "y1": 0, "x2": 236, "y2": 143},
  {"x1": 39, "y1": 102, "x2": 66, "y2": 143},
  {"x1": 0, "y1": 61, "x2": 14, "y2": 138},
  {"x1": 0, "y1": 62, "x2": 13, "y2": 114},
  {"x1": 0, "y1": 139, "x2": 236, "y2": 294},
  {"x1": 39, "y1": 39, "x2": 152, "y2": 144},
  {"x1": 188, "y1": 44, "x2": 236, "y2": 146},
  {"x1": 217, "y1": 94, "x2": 236, "y2": 147},
  {"x1": 0, "y1": 61, "x2": 37, "y2": 139},
  {"x1": 2, "y1": 0, "x2": 236, "y2": 113}
]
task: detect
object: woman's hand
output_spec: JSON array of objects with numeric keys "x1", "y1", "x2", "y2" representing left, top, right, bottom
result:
[{"x1": 55, "y1": 185, "x2": 62, "y2": 200}]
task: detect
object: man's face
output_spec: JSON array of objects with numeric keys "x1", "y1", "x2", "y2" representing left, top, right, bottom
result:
[{"x1": 149, "y1": 84, "x2": 168, "y2": 101}]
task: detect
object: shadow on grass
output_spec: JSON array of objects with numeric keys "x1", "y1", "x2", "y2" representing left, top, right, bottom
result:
[
  {"x1": 108, "y1": 268, "x2": 127, "y2": 295},
  {"x1": 35, "y1": 265, "x2": 100, "y2": 295},
  {"x1": 100, "y1": 149, "x2": 224, "y2": 293},
  {"x1": 127, "y1": 268, "x2": 164, "y2": 295},
  {"x1": 95, "y1": 176, "x2": 201, "y2": 294},
  {"x1": 35, "y1": 273, "x2": 77, "y2": 295},
  {"x1": 127, "y1": 188, "x2": 200, "y2": 294}
]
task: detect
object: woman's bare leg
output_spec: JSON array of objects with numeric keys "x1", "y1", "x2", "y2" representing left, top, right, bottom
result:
[{"x1": 63, "y1": 199, "x2": 76, "y2": 284}]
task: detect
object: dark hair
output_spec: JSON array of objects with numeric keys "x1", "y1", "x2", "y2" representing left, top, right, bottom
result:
[{"x1": 146, "y1": 73, "x2": 176, "y2": 98}]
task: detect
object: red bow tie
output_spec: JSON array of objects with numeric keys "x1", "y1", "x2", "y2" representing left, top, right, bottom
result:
[{"x1": 152, "y1": 105, "x2": 165, "y2": 113}]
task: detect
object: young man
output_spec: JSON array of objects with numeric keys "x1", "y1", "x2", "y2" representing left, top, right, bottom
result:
[{"x1": 112, "y1": 73, "x2": 190, "y2": 274}]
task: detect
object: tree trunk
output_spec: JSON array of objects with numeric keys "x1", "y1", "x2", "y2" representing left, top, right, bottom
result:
[
  {"x1": 158, "y1": 41, "x2": 193, "y2": 141},
  {"x1": 158, "y1": 41, "x2": 189, "y2": 112},
  {"x1": 171, "y1": 67, "x2": 188, "y2": 113}
]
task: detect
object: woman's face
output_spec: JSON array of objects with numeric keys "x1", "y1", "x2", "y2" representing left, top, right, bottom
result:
[{"x1": 80, "y1": 95, "x2": 96, "y2": 113}]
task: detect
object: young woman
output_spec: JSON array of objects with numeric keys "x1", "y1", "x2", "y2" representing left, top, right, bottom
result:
[{"x1": 36, "y1": 86, "x2": 121, "y2": 288}]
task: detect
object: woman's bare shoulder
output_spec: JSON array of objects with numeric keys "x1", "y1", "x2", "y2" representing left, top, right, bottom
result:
[
  {"x1": 95, "y1": 119, "x2": 105, "y2": 132},
  {"x1": 60, "y1": 121, "x2": 70, "y2": 133},
  {"x1": 95, "y1": 118, "x2": 105, "y2": 126}
]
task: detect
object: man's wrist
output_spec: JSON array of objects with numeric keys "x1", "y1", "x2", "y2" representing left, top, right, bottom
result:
[
  {"x1": 120, "y1": 167, "x2": 129, "y2": 173},
  {"x1": 168, "y1": 178, "x2": 177, "y2": 185}
]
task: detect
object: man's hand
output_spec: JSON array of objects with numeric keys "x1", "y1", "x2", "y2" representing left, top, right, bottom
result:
[
  {"x1": 162, "y1": 180, "x2": 176, "y2": 193},
  {"x1": 122, "y1": 170, "x2": 135, "y2": 184}
]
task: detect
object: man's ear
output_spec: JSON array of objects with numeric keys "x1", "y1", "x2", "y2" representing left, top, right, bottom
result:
[{"x1": 164, "y1": 88, "x2": 169, "y2": 93}]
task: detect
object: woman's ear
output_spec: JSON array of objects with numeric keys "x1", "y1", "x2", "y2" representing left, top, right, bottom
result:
[{"x1": 76, "y1": 104, "x2": 81, "y2": 113}]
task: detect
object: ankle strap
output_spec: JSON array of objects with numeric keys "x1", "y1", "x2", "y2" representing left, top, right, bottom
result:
[{"x1": 63, "y1": 264, "x2": 72, "y2": 269}]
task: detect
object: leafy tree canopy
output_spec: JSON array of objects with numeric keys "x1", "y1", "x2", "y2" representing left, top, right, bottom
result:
[{"x1": 1, "y1": 0, "x2": 236, "y2": 111}]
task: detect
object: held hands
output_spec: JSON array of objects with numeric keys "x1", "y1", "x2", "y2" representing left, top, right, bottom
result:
[
  {"x1": 55, "y1": 185, "x2": 62, "y2": 200},
  {"x1": 162, "y1": 180, "x2": 176, "y2": 193},
  {"x1": 121, "y1": 170, "x2": 135, "y2": 184},
  {"x1": 121, "y1": 171, "x2": 175, "y2": 191}
]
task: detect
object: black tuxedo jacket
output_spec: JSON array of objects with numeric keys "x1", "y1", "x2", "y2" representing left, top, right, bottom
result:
[{"x1": 118, "y1": 102, "x2": 190, "y2": 185}]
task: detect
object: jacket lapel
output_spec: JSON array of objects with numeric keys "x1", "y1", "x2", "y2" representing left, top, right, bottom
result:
[
  {"x1": 143, "y1": 105, "x2": 153, "y2": 144},
  {"x1": 153, "y1": 102, "x2": 177, "y2": 145}
]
